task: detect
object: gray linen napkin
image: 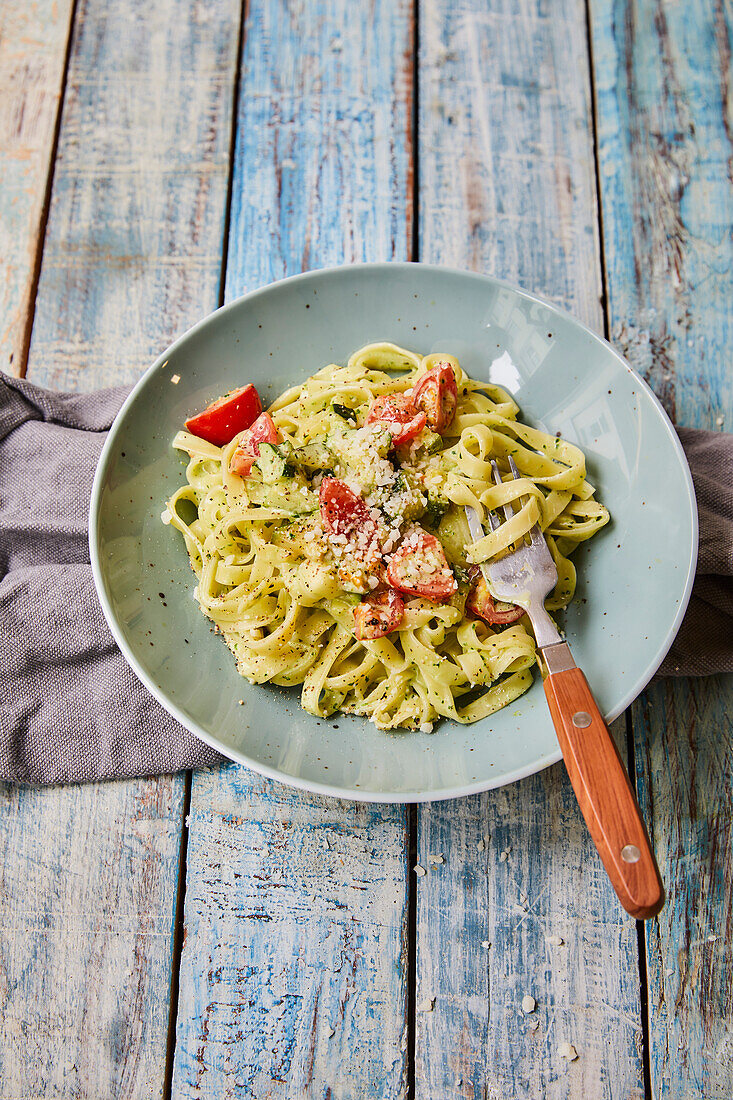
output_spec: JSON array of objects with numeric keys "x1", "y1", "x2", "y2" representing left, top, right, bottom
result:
[
  {"x1": 657, "y1": 427, "x2": 733, "y2": 677},
  {"x1": 0, "y1": 372, "x2": 224, "y2": 784},
  {"x1": 0, "y1": 373, "x2": 730, "y2": 785}
]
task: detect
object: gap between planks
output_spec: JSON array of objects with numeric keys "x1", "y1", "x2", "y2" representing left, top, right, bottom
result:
[
  {"x1": 163, "y1": 1, "x2": 248, "y2": 1091},
  {"x1": 18, "y1": 0, "x2": 79, "y2": 380},
  {"x1": 583, "y1": 0, "x2": 653, "y2": 1094}
]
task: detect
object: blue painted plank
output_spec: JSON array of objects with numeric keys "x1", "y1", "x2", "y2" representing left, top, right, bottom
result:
[
  {"x1": 0, "y1": 0, "x2": 241, "y2": 1094},
  {"x1": 419, "y1": 0, "x2": 605, "y2": 323},
  {"x1": 224, "y1": 0, "x2": 414, "y2": 298},
  {"x1": 175, "y1": 770, "x2": 409, "y2": 1098},
  {"x1": 416, "y1": 1, "x2": 645, "y2": 1096},
  {"x1": 172, "y1": 1, "x2": 414, "y2": 1096},
  {"x1": 0, "y1": 0, "x2": 73, "y2": 375},
  {"x1": 0, "y1": 780, "x2": 187, "y2": 1096},
  {"x1": 591, "y1": 0, "x2": 733, "y2": 429},
  {"x1": 590, "y1": 0, "x2": 733, "y2": 1095},
  {"x1": 27, "y1": 0, "x2": 241, "y2": 391}
]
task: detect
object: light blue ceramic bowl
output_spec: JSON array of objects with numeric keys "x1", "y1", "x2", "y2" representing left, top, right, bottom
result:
[{"x1": 90, "y1": 264, "x2": 697, "y2": 802}]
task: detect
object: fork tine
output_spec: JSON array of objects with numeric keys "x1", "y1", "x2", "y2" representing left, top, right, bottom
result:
[
  {"x1": 491, "y1": 459, "x2": 515, "y2": 523},
  {"x1": 507, "y1": 453, "x2": 546, "y2": 545},
  {"x1": 507, "y1": 455, "x2": 545, "y2": 544}
]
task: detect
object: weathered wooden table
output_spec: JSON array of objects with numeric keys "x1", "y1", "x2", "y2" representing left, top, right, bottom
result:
[{"x1": 2, "y1": 0, "x2": 731, "y2": 1095}]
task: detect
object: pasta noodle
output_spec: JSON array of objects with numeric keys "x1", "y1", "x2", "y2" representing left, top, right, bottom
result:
[{"x1": 163, "y1": 342, "x2": 609, "y2": 731}]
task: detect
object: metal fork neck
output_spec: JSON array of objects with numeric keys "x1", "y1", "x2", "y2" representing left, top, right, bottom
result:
[{"x1": 529, "y1": 604, "x2": 563, "y2": 650}]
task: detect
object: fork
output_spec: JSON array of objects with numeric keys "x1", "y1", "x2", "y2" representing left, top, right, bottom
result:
[{"x1": 465, "y1": 457, "x2": 665, "y2": 920}]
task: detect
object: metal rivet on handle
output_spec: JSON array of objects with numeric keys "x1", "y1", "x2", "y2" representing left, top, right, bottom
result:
[
  {"x1": 572, "y1": 711, "x2": 592, "y2": 728},
  {"x1": 621, "y1": 845, "x2": 641, "y2": 863}
]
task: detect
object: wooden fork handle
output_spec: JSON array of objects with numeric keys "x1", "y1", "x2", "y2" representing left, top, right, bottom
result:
[{"x1": 544, "y1": 666, "x2": 665, "y2": 920}]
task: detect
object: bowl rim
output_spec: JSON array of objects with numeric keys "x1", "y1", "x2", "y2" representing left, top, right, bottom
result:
[{"x1": 89, "y1": 261, "x2": 699, "y2": 803}]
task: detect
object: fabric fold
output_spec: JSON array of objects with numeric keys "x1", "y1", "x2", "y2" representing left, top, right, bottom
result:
[
  {"x1": 657, "y1": 427, "x2": 733, "y2": 677},
  {"x1": 0, "y1": 372, "x2": 224, "y2": 785}
]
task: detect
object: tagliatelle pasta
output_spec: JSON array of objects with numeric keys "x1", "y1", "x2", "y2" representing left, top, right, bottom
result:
[{"x1": 163, "y1": 342, "x2": 609, "y2": 731}]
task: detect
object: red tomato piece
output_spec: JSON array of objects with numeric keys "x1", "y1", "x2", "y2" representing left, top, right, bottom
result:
[
  {"x1": 466, "y1": 566, "x2": 525, "y2": 625},
  {"x1": 364, "y1": 394, "x2": 427, "y2": 447},
  {"x1": 411, "y1": 363, "x2": 458, "y2": 433},
  {"x1": 354, "y1": 589, "x2": 405, "y2": 640},
  {"x1": 229, "y1": 413, "x2": 279, "y2": 477},
  {"x1": 320, "y1": 479, "x2": 382, "y2": 586},
  {"x1": 386, "y1": 528, "x2": 457, "y2": 602},
  {"x1": 185, "y1": 384, "x2": 262, "y2": 446},
  {"x1": 319, "y1": 477, "x2": 371, "y2": 536}
]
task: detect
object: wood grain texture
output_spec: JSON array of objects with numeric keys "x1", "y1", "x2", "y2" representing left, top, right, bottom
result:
[
  {"x1": 173, "y1": 1, "x2": 415, "y2": 1095},
  {"x1": 591, "y1": 0, "x2": 733, "y2": 429},
  {"x1": 414, "y1": 784, "x2": 643, "y2": 1099},
  {"x1": 173, "y1": 770, "x2": 409, "y2": 1098},
  {"x1": 0, "y1": 0, "x2": 73, "y2": 375},
  {"x1": 590, "y1": 0, "x2": 733, "y2": 1094},
  {"x1": 420, "y1": 0, "x2": 604, "y2": 324},
  {"x1": 0, "y1": 0, "x2": 242, "y2": 1095},
  {"x1": 0, "y1": 779, "x2": 186, "y2": 1096},
  {"x1": 27, "y1": 0, "x2": 241, "y2": 391},
  {"x1": 544, "y1": 666, "x2": 664, "y2": 921},
  {"x1": 223, "y1": 0, "x2": 414, "y2": 299},
  {"x1": 634, "y1": 680, "x2": 733, "y2": 1100},
  {"x1": 416, "y1": 1, "x2": 645, "y2": 1095}
]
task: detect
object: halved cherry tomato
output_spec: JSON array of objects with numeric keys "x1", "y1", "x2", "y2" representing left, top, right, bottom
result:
[
  {"x1": 320, "y1": 478, "x2": 383, "y2": 590},
  {"x1": 185, "y1": 384, "x2": 262, "y2": 446},
  {"x1": 229, "y1": 412, "x2": 279, "y2": 477},
  {"x1": 466, "y1": 566, "x2": 525, "y2": 625},
  {"x1": 354, "y1": 589, "x2": 404, "y2": 640},
  {"x1": 320, "y1": 477, "x2": 372, "y2": 537},
  {"x1": 411, "y1": 363, "x2": 458, "y2": 433},
  {"x1": 386, "y1": 528, "x2": 457, "y2": 602},
  {"x1": 364, "y1": 394, "x2": 427, "y2": 447}
]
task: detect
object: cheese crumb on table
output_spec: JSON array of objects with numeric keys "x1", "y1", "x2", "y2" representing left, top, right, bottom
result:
[
  {"x1": 413, "y1": 864, "x2": 427, "y2": 876},
  {"x1": 521, "y1": 995, "x2": 536, "y2": 1014},
  {"x1": 558, "y1": 1042, "x2": 578, "y2": 1061},
  {"x1": 418, "y1": 997, "x2": 435, "y2": 1012},
  {"x1": 545, "y1": 934, "x2": 564, "y2": 946}
]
